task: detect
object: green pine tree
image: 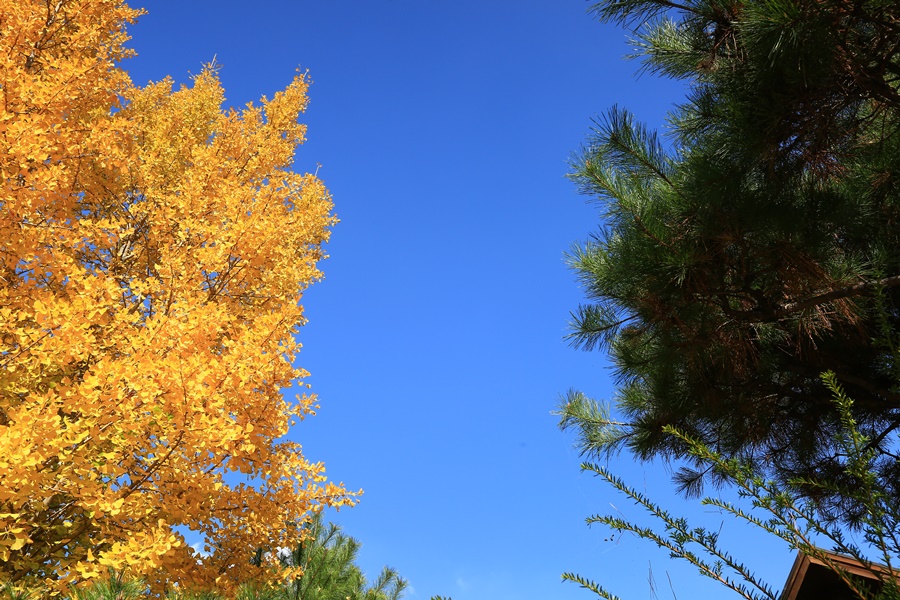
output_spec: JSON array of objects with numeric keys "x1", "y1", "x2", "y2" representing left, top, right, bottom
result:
[
  {"x1": 558, "y1": 372, "x2": 900, "y2": 600},
  {"x1": 275, "y1": 513, "x2": 408, "y2": 600},
  {"x1": 43, "y1": 515, "x2": 417, "y2": 600},
  {"x1": 568, "y1": 0, "x2": 900, "y2": 515}
]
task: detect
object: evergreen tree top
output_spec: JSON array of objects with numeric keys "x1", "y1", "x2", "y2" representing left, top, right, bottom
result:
[{"x1": 569, "y1": 0, "x2": 900, "y2": 516}]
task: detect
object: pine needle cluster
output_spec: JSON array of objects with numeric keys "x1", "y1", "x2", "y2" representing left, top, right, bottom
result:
[
  {"x1": 558, "y1": 373, "x2": 900, "y2": 600},
  {"x1": 568, "y1": 0, "x2": 900, "y2": 511}
]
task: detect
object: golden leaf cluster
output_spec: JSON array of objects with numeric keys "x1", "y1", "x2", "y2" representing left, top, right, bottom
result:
[{"x1": 0, "y1": 0, "x2": 355, "y2": 593}]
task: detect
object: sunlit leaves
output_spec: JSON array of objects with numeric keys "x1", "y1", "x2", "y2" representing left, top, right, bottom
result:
[{"x1": 0, "y1": 0, "x2": 355, "y2": 593}]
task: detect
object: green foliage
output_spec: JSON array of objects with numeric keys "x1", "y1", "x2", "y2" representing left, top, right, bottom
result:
[
  {"x1": 0, "y1": 582, "x2": 40, "y2": 600},
  {"x1": 46, "y1": 515, "x2": 420, "y2": 600},
  {"x1": 274, "y1": 513, "x2": 408, "y2": 600},
  {"x1": 558, "y1": 373, "x2": 900, "y2": 600},
  {"x1": 66, "y1": 570, "x2": 148, "y2": 600},
  {"x1": 569, "y1": 0, "x2": 900, "y2": 511}
]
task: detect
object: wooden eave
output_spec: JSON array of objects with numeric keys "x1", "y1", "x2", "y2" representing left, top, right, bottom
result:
[{"x1": 780, "y1": 549, "x2": 897, "y2": 600}]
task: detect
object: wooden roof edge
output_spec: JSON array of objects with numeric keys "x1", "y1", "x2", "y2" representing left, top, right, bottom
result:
[
  {"x1": 779, "y1": 548, "x2": 899, "y2": 600},
  {"x1": 780, "y1": 551, "x2": 813, "y2": 600},
  {"x1": 806, "y1": 549, "x2": 898, "y2": 579}
]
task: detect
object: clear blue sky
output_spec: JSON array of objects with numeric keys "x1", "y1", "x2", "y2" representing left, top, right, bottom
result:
[{"x1": 125, "y1": 2, "x2": 796, "y2": 599}]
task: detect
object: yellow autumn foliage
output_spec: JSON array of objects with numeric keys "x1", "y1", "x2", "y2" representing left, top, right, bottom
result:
[{"x1": 0, "y1": 0, "x2": 354, "y2": 593}]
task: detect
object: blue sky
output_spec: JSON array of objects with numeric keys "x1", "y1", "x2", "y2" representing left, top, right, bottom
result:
[{"x1": 125, "y1": 2, "x2": 796, "y2": 599}]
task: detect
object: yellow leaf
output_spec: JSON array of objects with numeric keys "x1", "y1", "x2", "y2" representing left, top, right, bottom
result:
[
  {"x1": 0, "y1": 2, "x2": 354, "y2": 592},
  {"x1": 10, "y1": 535, "x2": 29, "y2": 551}
]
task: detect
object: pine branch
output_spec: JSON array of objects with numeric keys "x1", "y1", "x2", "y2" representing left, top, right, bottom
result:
[{"x1": 718, "y1": 274, "x2": 900, "y2": 323}]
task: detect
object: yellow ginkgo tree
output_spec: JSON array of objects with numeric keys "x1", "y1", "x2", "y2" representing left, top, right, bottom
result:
[{"x1": 0, "y1": 0, "x2": 354, "y2": 593}]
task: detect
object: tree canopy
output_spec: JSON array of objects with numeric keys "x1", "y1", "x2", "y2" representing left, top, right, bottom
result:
[
  {"x1": 558, "y1": 374, "x2": 900, "y2": 600},
  {"x1": 568, "y1": 0, "x2": 900, "y2": 509},
  {"x1": 273, "y1": 512, "x2": 408, "y2": 600},
  {"x1": 0, "y1": 0, "x2": 354, "y2": 592}
]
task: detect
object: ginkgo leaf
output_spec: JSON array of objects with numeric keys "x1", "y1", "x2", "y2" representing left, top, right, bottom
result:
[{"x1": 0, "y1": 0, "x2": 356, "y2": 594}]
